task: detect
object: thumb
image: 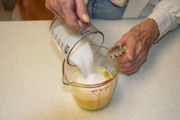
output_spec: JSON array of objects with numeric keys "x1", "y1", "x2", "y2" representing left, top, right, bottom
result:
[{"x1": 75, "y1": 0, "x2": 90, "y2": 23}]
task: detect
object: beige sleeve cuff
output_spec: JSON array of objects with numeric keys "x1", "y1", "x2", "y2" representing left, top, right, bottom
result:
[
  {"x1": 148, "y1": 9, "x2": 177, "y2": 41},
  {"x1": 148, "y1": 0, "x2": 180, "y2": 42}
]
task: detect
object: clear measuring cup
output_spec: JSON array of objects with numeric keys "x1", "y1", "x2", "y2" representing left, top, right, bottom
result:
[
  {"x1": 62, "y1": 45, "x2": 121, "y2": 110},
  {"x1": 49, "y1": 17, "x2": 104, "y2": 66}
]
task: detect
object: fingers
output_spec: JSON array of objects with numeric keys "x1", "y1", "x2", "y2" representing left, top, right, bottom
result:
[
  {"x1": 45, "y1": 0, "x2": 64, "y2": 19},
  {"x1": 59, "y1": 0, "x2": 79, "y2": 30},
  {"x1": 128, "y1": 54, "x2": 147, "y2": 74},
  {"x1": 119, "y1": 43, "x2": 144, "y2": 69},
  {"x1": 47, "y1": 6, "x2": 64, "y2": 21},
  {"x1": 46, "y1": 0, "x2": 80, "y2": 30},
  {"x1": 113, "y1": 19, "x2": 157, "y2": 75},
  {"x1": 119, "y1": 40, "x2": 147, "y2": 74},
  {"x1": 115, "y1": 34, "x2": 148, "y2": 75},
  {"x1": 46, "y1": 0, "x2": 90, "y2": 30},
  {"x1": 61, "y1": 2, "x2": 79, "y2": 30},
  {"x1": 117, "y1": 36, "x2": 137, "y2": 64},
  {"x1": 75, "y1": 0, "x2": 90, "y2": 23},
  {"x1": 120, "y1": 50, "x2": 147, "y2": 75}
]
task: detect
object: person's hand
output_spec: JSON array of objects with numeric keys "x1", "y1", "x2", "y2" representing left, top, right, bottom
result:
[
  {"x1": 115, "y1": 18, "x2": 159, "y2": 75},
  {"x1": 45, "y1": 0, "x2": 90, "y2": 30},
  {"x1": 110, "y1": 0, "x2": 127, "y2": 7}
]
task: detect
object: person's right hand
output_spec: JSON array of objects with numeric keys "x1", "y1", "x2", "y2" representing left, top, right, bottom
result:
[{"x1": 45, "y1": 0, "x2": 90, "y2": 30}]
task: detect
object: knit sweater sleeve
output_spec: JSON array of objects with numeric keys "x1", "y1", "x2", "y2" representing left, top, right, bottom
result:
[{"x1": 148, "y1": 0, "x2": 180, "y2": 41}]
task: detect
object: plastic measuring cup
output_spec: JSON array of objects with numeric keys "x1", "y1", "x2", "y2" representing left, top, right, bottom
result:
[
  {"x1": 62, "y1": 45, "x2": 120, "y2": 110},
  {"x1": 49, "y1": 17, "x2": 104, "y2": 66}
]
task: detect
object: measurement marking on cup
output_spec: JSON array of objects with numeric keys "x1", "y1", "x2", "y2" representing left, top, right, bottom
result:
[
  {"x1": 92, "y1": 89, "x2": 98, "y2": 93},
  {"x1": 58, "y1": 38, "x2": 61, "y2": 45},
  {"x1": 105, "y1": 85, "x2": 109, "y2": 90},
  {"x1": 99, "y1": 88, "x2": 103, "y2": 92},
  {"x1": 64, "y1": 45, "x2": 70, "y2": 54},
  {"x1": 91, "y1": 85, "x2": 110, "y2": 93},
  {"x1": 60, "y1": 42, "x2": 64, "y2": 48}
]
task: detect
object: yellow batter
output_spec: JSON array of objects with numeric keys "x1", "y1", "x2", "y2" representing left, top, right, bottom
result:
[{"x1": 72, "y1": 66, "x2": 116, "y2": 110}]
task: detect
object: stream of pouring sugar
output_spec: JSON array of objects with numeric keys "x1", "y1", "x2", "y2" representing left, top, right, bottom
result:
[{"x1": 70, "y1": 42, "x2": 106, "y2": 84}]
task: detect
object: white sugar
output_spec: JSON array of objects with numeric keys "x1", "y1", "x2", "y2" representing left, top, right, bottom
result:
[
  {"x1": 70, "y1": 42, "x2": 106, "y2": 84},
  {"x1": 75, "y1": 72, "x2": 106, "y2": 84},
  {"x1": 70, "y1": 42, "x2": 95, "y2": 77}
]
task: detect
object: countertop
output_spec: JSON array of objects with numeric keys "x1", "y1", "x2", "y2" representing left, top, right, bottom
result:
[{"x1": 0, "y1": 19, "x2": 180, "y2": 120}]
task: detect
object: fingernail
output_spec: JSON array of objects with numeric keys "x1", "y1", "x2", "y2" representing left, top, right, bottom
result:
[{"x1": 82, "y1": 14, "x2": 90, "y2": 23}]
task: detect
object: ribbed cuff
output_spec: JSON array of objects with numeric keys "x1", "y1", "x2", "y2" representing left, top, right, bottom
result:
[{"x1": 148, "y1": 8, "x2": 176, "y2": 42}]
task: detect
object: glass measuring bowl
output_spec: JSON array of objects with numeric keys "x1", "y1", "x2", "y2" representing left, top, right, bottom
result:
[{"x1": 62, "y1": 46, "x2": 120, "y2": 110}]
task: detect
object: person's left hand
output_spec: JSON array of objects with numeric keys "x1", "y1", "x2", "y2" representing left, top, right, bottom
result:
[{"x1": 114, "y1": 18, "x2": 159, "y2": 75}]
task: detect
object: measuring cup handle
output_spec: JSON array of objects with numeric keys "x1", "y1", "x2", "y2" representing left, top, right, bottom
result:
[
  {"x1": 108, "y1": 45, "x2": 126, "y2": 59},
  {"x1": 77, "y1": 20, "x2": 92, "y2": 35}
]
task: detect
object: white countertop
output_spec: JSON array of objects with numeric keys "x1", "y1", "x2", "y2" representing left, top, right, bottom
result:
[{"x1": 0, "y1": 19, "x2": 180, "y2": 120}]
